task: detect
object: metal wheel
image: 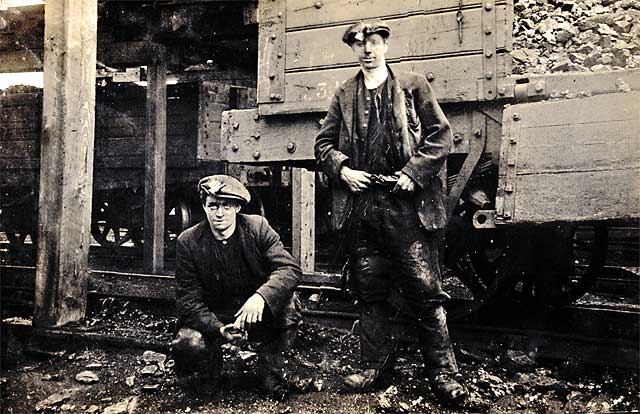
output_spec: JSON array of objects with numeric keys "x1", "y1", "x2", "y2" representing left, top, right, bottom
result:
[
  {"x1": 444, "y1": 210, "x2": 522, "y2": 320},
  {"x1": 165, "y1": 195, "x2": 192, "y2": 251},
  {"x1": 130, "y1": 194, "x2": 193, "y2": 253},
  {"x1": 4, "y1": 232, "x2": 37, "y2": 263},
  {"x1": 512, "y1": 222, "x2": 608, "y2": 306},
  {"x1": 91, "y1": 193, "x2": 135, "y2": 249}
]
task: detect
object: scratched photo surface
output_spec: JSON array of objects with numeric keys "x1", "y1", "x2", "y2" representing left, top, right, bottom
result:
[{"x1": 1, "y1": 0, "x2": 638, "y2": 413}]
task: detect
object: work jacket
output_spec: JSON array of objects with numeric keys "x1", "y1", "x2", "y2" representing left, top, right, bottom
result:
[
  {"x1": 315, "y1": 67, "x2": 452, "y2": 231},
  {"x1": 175, "y1": 214, "x2": 302, "y2": 338}
]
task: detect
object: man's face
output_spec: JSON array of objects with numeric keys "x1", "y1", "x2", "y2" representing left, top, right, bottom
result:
[
  {"x1": 350, "y1": 33, "x2": 388, "y2": 70},
  {"x1": 203, "y1": 195, "x2": 241, "y2": 234}
]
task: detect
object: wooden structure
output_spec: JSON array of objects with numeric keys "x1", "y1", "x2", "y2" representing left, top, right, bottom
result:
[
  {"x1": 218, "y1": 1, "x2": 640, "y2": 309},
  {"x1": 34, "y1": 0, "x2": 98, "y2": 327},
  {"x1": 143, "y1": 59, "x2": 168, "y2": 273},
  {"x1": 0, "y1": 1, "x2": 259, "y2": 325},
  {"x1": 1, "y1": 0, "x2": 639, "y2": 323}
]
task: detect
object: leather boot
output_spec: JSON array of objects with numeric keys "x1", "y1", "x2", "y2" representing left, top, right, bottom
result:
[
  {"x1": 261, "y1": 370, "x2": 289, "y2": 401},
  {"x1": 342, "y1": 368, "x2": 391, "y2": 393},
  {"x1": 257, "y1": 352, "x2": 290, "y2": 401},
  {"x1": 429, "y1": 373, "x2": 467, "y2": 406}
]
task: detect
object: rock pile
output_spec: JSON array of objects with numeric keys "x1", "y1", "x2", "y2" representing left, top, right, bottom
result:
[{"x1": 512, "y1": 0, "x2": 640, "y2": 74}]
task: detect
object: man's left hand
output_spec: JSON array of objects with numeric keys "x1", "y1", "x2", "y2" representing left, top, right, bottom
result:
[
  {"x1": 392, "y1": 172, "x2": 417, "y2": 194},
  {"x1": 233, "y1": 293, "x2": 265, "y2": 331}
]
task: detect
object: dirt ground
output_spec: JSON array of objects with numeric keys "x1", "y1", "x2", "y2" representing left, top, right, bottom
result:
[{"x1": 2, "y1": 300, "x2": 639, "y2": 414}]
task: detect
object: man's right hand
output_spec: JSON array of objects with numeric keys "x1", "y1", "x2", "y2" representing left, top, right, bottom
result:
[
  {"x1": 219, "y1": 324, "x2": 247, "y2": 343},
  {"x1": 340, "y1": 166, "x2": 372, "y2": 193}
]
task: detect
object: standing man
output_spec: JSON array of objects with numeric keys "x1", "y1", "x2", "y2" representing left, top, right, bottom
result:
[
  {"x1": 171, "y1": 175, "x2": 301, "y2": 400},
  {"x1": 314, "y1": 20, "x2": 466, "y2": 405}
]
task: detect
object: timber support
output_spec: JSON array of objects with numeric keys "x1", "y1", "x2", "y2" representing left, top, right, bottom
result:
[
  {"x1": 291, "y1": 168, "x2": 315, "y2": 272},
  {"x1": 34, "y1": 0, "x2": 98, "y2": 327},
  {"x1": 143, "y1": 56, "x2": 168, "y2": 273}
]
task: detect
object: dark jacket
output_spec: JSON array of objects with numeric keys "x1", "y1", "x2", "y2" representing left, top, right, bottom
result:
[
  {"x1": 175, "y1": 214, "x2": 302, "y2": 338},
  {"x1": 315, "y1": 67, "x2": 452, "y2": 231}
]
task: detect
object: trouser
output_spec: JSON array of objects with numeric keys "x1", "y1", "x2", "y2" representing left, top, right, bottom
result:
[
  {"x1": 348, "y1": 190, "x2": 459, "y2": 376},
  {"x1": 171, "y1": 300, "x2": 299, "y2": 380}
]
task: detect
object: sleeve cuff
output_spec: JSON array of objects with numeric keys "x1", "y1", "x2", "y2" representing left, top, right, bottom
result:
[
  {"x1": 401, "y1": 165, "x2": 424, "y2": 189},
  {"x1": 256, "y1": 285, "x2": 279, "y2": 315}
]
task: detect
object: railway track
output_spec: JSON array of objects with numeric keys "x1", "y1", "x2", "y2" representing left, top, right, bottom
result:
[{"x1": 1, "y1": 263, "x2": 638, "y2": 369}]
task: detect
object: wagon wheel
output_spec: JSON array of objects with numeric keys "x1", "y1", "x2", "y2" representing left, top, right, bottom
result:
[
  {"x1": 4, "y1": 232, "x2": 37, "y2": 263},
  {"x1": 513, "y1": 222, "x2": 608, "y2": 306},
  {"x1": 91, "y1": 194, "x2": 134, "y2": 249},
  {"x1": 130, "y1": 195, "x2": 192, "y2": 253},
  {"x1": 444, "y1": 210, "x2": 522, "y2": 320},
  {"x1": 165, "y1": 195, "x2": 192, "y2": 252}
]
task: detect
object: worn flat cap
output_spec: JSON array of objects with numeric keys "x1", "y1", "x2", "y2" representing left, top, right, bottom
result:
[
  {"x1": 342, "y1": 19, "x2": 391, "y2": 45},
  {"x1": 198, "y1": 175, "x2": 251, "y2": 204}
]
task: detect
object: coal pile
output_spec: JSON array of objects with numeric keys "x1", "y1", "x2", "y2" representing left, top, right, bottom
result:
[{"x1": 512, "y1": 0, "x2": 640, "y2": 74}]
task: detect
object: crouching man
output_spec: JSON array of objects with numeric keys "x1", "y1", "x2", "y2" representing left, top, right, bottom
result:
[{"x1": 171, "y1": 175, "x2": 301, "y2": 400}]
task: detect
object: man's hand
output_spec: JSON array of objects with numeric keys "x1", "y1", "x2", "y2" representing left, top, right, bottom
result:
[
  {"x1": 233, "y1": 293, "x2": 265, "y2": 331},
  {"x1": 340, "y1": 166, "x2": 372, "y2": 193},
  {"x1": 219, "y1": 324, "x2": 248, "y2": 343},
  {"x1": 392, "y1": 172, "x2": 417, "y2": 194}
]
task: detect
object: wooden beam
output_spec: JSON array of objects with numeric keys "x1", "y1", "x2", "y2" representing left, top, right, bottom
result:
[
  {"x1": 291, "y1": 168, "x2": 315, "y2": 272},
  {"x1": 143, "y1": 57, "x2": 167, "y2": 273},
  {"x1": 33, "y1": 0, "x2": 98, "y2": 327}
]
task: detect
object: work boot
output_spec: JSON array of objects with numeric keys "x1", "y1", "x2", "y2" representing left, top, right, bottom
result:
[
  {"x1": 261, "y1": 370, "x2": 289, "y2": 401},
  {"x1": 342, "y1": 368, "x2": 391, "y2": 393},
  {"x1": 429, "y1": 373, "x2": 467, "y2": 406}
]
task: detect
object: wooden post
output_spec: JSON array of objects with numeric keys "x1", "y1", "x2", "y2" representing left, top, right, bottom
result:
[
  {"x1": 34, "y1": 0, "x2": 98, "y2": 327},
  {"x1": 143, "y1": 57, "x2": 167, "y2": 273},
  {"x1": 291, "y1": 168, "x2": 315, "y2": 272}
]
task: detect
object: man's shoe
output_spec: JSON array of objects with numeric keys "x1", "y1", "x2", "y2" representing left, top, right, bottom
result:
[
  {"x1": 342, "y1": 368, "x2": 390, "y2": 393},
  {"x1": 261, "y1": 371, "x2": 290, "y2": 401},
  {"x1": 429, "y1": 374, "x2": 467, "y2": 406}
]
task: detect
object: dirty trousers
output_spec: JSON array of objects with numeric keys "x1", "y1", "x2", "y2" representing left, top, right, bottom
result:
[
  {"x1": 348, "y1": 190, "x2": 459, "y2": 376},
  {"x1": 171, "y1": 307, "x2": 298, "y2": 380}
]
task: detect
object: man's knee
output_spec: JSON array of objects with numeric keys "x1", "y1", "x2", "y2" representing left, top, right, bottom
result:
[
  {"x1": 172, "y1": 328, "x2": 208, "y2": 353},
  {"x1": 171, "y1": 328, "x2": 221, "y2": 376},
  {"x1": 349, "y1": 254, "x2": 391, "y2": 302}
]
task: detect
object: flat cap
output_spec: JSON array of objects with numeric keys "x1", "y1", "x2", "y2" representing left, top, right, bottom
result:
[
  {"x1": 342, "y1": 19, "x2": 391, "y2": 45},
  {"x1": 198, "y1": 175, "x2": 251, "y2": 204}
]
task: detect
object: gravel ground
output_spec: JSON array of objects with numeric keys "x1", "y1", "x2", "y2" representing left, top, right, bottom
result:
[{"x1": 2, "y1": 312, "x2": 638, "y2": 414}]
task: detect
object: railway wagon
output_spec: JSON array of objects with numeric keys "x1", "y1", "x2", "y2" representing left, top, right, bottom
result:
[
  {"x1": 0, "y1": 79, "x2": 259, "y2": 258},
  {"x1": 214, "y1": 0, "x2": 640, "y2": 315}
]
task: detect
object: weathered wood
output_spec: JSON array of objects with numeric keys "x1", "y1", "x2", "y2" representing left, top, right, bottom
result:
[
  {"x1": 90, "y1": 270, "x2": 176, "y2": 300},
  {"x1": 0, "y1": 92, "x2": 42, "y2": 107},
  {"x1": 0, "y1": 49, "x2": 44, "y2": 73},
  {"x1": 0, "y1": 140, "x2": 39, "y2": 158},
  {"x1": 497, "y1": 92, "x2": 640, "y2": 224},
  {"x1": 197, "y1": 82, "x2": 231, "y2": 161},
  {"x1": 496, "y1": 69, "x2": 640, "y2": 100},
  {"x1": 0, "y1": 131, "x2": 40, "y2": 143},
  {"x1": 34, "y1": 0, "x2": 98, "y2": 327},
  {"x1": 143, "y1": 58, "x2": 168, "y2": 273},
  {"x1": 0, "y1": 107, "x2": 42, "y2": 124},
  {"x1": 292, "y1": 168, "x2": 315, "y2": 272},
  {"x1": 511, "y1": 170, "x2": 640, "y2": 223},
  {"x1": 258, "y1": 54, "x2": 510, "y2": 115},
  {"x1": 253, "y1": 0, "x2": 512, "y2": 114},
  {"x1": 257, "y1": 0, "x2": 286, "y2": 104},
  {"x1": 220, "y1": 109, "x2": 323, "y2": 162},
  {"x1": 0, "y1": 159, "x2": 39, "y2": 170},
  {"x1": 482, "y1": 0, "x2": 498, "y2": 100},
  {"x1": 285, "y1": 6, "x2": 510, "y2": 72},
  {"x1": 285, "y1": 0, "x2": 511, "y2": 29}
]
